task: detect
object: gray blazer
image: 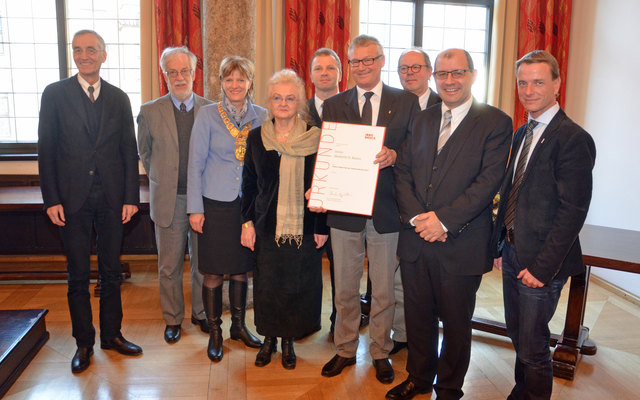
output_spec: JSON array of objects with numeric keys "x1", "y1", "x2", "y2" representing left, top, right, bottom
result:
[{"x1": 137, "y1": 93, "x2": 212, "y2": 227}]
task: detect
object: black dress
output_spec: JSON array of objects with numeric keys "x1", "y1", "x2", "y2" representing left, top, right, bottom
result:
[{"x1": 241, "y1": 126, "x2": 328, "y2": 338}]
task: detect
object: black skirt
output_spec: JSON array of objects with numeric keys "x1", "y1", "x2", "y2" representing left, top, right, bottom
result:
[
  {"x1": 253, "y1": 233, "x2": 323, "y2": 338},
  {"x1": 198, "y1": 196, "x2": 254, "y2": 275}
]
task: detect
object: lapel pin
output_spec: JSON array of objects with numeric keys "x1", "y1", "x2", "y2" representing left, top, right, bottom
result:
[{"x1": 540, "y1": 138, "x2": 545, "y2": 144}]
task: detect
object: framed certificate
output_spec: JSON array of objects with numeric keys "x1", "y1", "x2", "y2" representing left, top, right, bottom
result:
[{"x1": 308, "y1": 122, "x2": 386, "y2": 216}]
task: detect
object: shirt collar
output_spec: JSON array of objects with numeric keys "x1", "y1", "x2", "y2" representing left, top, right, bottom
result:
[
  {"x1": 170, "y1": 93, "x2": 195, "y2": 111},
  {"x1": 356, "y1": 80, "x2": 383, "y2": 99},
  {"x1": 441, "y1": 95, "x2": 473, "y2": 119},
  {"x1": 529, "y1": 102, "x2": 560, "y2": 126},
  {"x1": 418, "y1": 88, "x2": 431, "y2": 110},
  {"x1": 77, "y1": 74, "x2": 101, "y2": 98}
]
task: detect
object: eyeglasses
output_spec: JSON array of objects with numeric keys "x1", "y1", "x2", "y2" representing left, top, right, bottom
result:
[
  {"x1": 165, "y1": 69, "x2": 193, "y2": 79},
  {"x1": 398, "y1": 64, "x2": 429, "y2": 74},
  {"x1": 271, "y1": 95, "x2": 297, "y2": 104},
  {"x1": 348, "y1": 55, "x2": 382, "y2": 67},
  {"x1": 433, "y1": 69, "x2": 472, "y2": 80}
]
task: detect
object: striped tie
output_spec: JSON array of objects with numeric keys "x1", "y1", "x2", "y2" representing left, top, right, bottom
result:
[
  {"x1": 504, "y1": 120, "x2": 539, "y2": 231},
  {"x1": 437, "y1": 109, "x2": 452, "y2": 154}
]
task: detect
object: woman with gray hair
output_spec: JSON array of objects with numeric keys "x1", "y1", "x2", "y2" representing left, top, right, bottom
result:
[
  {"x1": 240, "y1": 69, "x2": 328, "y2": 369},
  {"x1": 187, "y1": 56, "x2": 267, "y2": 362}
]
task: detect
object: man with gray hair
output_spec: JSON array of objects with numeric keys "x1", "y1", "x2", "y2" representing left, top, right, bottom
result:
[
  {"x1": 397, "y1": 48, "x2": 441, "y2": 111},
  {"x1": 137, "y1": 46, "x2": 212, "y2": 344}
]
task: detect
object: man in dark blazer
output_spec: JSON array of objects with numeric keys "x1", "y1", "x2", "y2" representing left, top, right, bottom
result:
[
  {"x1": 491, "y1": 50, "x2": 596, "y2": 400},
  {"x1": 307, "y1": 47, "x2": 341, "y2": 337},
  {"x1": 320, "y1": 34, "x2": 420, "y2": 385},
  {"x1": 397, "y1": 48, "x2": 441, "y2": 111},
  {"x1": 38, "y1": 30, "x2": 142, "y2": 374},
  {"x1": 137, "y1": 46, "x2": 212, "y2": 344},
  {"x1": 388, "y1": 49, "x2": 512, "y2": 400}
]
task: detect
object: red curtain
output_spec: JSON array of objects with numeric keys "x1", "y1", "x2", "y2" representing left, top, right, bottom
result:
[
  {"x1": 154, "y1": 0, "x2": 204, "y2": 96},
  {"x1": 285, "y1": 0, "x2": 351, "y2": 99},
  {"x1": 515, "y1": 0, "x2": 572, "y2": 127}
]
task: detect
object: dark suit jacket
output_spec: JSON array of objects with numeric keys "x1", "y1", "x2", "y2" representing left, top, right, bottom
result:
[
  {"x1": 425, "y1": 89, "x2": 441, "y2": 110},
  {"x1": 394, "y1": 100, "x2": 512, "y2": 275},
  {"x1": 307, "y1": 98, "x2": 322, "y2": 128},
  {"x1": 491, "y1": 108, "x2": 596, "y2": 284},
  {"x1": 322, "y1": 84, "x2": 420, "y2": 233},
  {"x1": 241, "y1": 124, "x2": 328, "y2": 238},
  {"x1": 38, "y1": 75, "x2": 139, "y2": 214}
]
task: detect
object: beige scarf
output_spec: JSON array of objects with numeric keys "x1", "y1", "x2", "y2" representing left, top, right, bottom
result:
[{"x1": 261, "y1": 116, "x2": 321, "y2": 247}]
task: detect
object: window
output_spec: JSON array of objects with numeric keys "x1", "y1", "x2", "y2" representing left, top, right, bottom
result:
[
  {"x1": 0, "y1": 0, "x2": 140, "y2": 145},
  {"x1": 359, "y1": 0, "x2": 493, "y2": 101}
]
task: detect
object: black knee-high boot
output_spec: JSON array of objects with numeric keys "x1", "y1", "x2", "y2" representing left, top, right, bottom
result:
[
  {"x1": 229, "y1": 280, "x2": 262, "y2": 348},
  {"x1": 203, "y1": 285, "x2": 223, "y2": 362}
]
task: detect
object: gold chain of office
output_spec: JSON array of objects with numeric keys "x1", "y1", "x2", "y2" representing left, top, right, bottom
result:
[{"x1": 218, "y1": 103, "x2": 252, "y2": 161}]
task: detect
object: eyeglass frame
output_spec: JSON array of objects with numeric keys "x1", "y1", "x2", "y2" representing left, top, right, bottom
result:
[
  {"x1": 348, "y1": 54, "x2": 383, "y2": 67},
  {"x1": 398, "y1": 64, "x2": 430, "y2": 74},
  {"x1": 432, "y1": 69, "x2": 473, "y2": 80},
  {"x1": 164, "y1": 68, "x2": 193, "y2": 79},
  {"x1": 270, "y1": 94, "x2": 298, "y2": 104}
]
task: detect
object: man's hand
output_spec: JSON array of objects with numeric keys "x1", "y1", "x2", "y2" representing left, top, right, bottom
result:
[
  {"x1": 414, "y1": 211, "x2": 447, "y2": 242},
  {"x1": 517, "y1": 268, "x2": 544, "y2": 288},
  {"x1": 122, "y1": 204, "x2": 138, "y2": 224},
  {"x1": 46, "y1": 204, "x2": 66, "y2": 226},
  {"x1": 305, "y1": 188, "x2": 327, "y2": 213},
  {"x1": 241, "y1": 225, "x2": 256, "y2": 251},
  {"x1": 314, "y1": 234, "x2": 328, "y2": 249},
  {"x1": 374, "y1": 146, "x2": 397, "y2": 169},
  {"x1": 189, "y1": 213, "x2": 205, "y2": 234},
  {"x1": 493, "y1": 257, "x2": 503, "y2": 270}
]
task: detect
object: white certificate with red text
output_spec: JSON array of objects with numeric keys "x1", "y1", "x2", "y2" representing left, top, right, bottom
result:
[{"x1": 308, "y1": 122, "x2": 386, "y2": 216}]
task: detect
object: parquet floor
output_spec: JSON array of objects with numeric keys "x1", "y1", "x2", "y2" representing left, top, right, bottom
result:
[{"x1": 1, "y1": 257, "x2": 639, "y2": 399}]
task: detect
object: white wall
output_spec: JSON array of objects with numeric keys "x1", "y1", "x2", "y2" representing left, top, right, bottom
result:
[{"x1": 565, "y1": 0, "x2": 640, "y2": 297}]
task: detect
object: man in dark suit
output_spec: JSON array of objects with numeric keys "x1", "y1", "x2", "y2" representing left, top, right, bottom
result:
[
  {"x1": 137, "y1": 47, "x2": 212, "y2": 344},
  {"x1": 397, "y1": 48, "x2": 441, "y2": 111},
  {"x1": 38, "y1": 30, "x2": 142, "y2": 374},
  {"x1": 307, "y1": 47, "x2": 341, "y2": 337},
  {"x1": 320, "y1": 34, "x2": 420, "y2": 385},
  {"x1": 491, "y1": 50, "x2": 596, "y2": 400},
  {"x1": 388, "y1": 48, "x2": 512, "y2": 400}
]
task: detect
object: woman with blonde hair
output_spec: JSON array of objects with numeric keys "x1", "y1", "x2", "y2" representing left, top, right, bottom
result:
[
  {"x1": 187, "y1": 56, "x2": 267, "y2": 362},
  {"x1": 240, "y1": 69, "x2": 328, "y2": 369}
]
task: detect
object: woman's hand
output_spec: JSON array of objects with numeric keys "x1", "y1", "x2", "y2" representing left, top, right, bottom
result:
[
  {"x1": 189, "y1": 213, "x2": 205, "y2": 233},
  {"x1": 241, "y1": 223, "x2": 256, "y2": 251},
  {"x1": 314, "y1": 234, "x2": 328, "y2": 249}
]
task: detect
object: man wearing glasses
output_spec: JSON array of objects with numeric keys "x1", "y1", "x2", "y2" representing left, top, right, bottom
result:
[
  {"x1": 320, "y1": 34, "x2": 420, "y2": 385},
  {"x1": 389, "y1": 48, "x2": 512, "y2": 400},
  {"x1": 397, "y1": 48, "x2": 441, "y2": 111},
  {"x1": 137, "y1": 47, "x2": 212, "y2": 344}
]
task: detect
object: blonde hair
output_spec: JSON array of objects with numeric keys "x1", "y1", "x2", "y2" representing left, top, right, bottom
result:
[
  {"x1": 264, "y1": 69, "x2": 309, "y2": 121},
  {"x1": 219, "y1": 55, "x2": 255, "y2": 101}
]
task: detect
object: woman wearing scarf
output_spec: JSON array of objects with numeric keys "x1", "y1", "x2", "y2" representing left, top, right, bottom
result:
[
  {"x1": 187, "y1": 56, "x2": 266, "y2": 362},
  {"x1": 240, "y1": 69, "x2": 328, "y2": 369}
]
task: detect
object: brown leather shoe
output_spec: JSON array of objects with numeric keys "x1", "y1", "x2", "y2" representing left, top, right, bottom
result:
[
  {"x1": 373, "y1": 358, "x2": 395, "y2": 384},
  {"x1": 385, "y1": 378, "x2": 432, "y2": 400},
  {"x1": 71, "y1": 347, "x2": 93, "y2": 373},
  {"x1": 321, "y1": 354, "x2": 356, "y2": 377}
]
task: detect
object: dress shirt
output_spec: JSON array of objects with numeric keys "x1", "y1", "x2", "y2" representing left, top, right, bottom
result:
[
  {"x1": 418, "y1": 88, "x2": 432, "y2": 111},
  {"x1": 77, "y1": 74, "x2": 101, "y2": 101},
  {"x1": 511, "y1": 102, "x2": 560, "y2": 181},
  {"x1": 440, "y1": 96, "x2": 473, "y2": 134},
  {"x1": 170, "y1": 93, "x2": 195, "y2": 112},
  {"x1": 314, "y1": 95, "x2": 325, "y2": 119},
  {"x1": 186, "y1": 99, "x2": 268, "y2": 214},
  {"x1": 356, "y1": 80, "x2": 383, "y2": 126}
]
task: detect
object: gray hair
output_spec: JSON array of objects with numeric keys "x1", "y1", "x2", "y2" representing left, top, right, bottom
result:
[
  {"x1": 72, "y1": 29, "x2": 106, "y2": 52},
  {"x1": 348, "y1": 34, "x2": 384, "y2": 57},
  {"x1": 159, "y1": 46, "x2": 197, "y2": 73},
  {"x1": 398, "y1": 47, "x2": 432, "y2": 70}
]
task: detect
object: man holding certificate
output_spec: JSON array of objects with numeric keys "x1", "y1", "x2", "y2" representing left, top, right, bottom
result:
[
  {"x1": 388, "y1": 49, "x2": 512, "y2": 400},
  {"x1": 319, "y1": 34, "x2": 420, "y2": 384}
]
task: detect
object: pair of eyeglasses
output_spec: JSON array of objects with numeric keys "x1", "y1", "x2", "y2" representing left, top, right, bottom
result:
[
  {"x1": 271, "y1": 95, "x2": 297, "y2": 104},
  {"x1": 398, "y1": 64, "x2": 429, "y2": 74},
  {"x1": 165, "y1": 69, "x2": 193, "y2": 79},
  {"x1": 433, "y1": 69, "x2": 472, "y2": 80},
  {"x1": 348, "y1": 55, "x2": 382, "y2": 67}
]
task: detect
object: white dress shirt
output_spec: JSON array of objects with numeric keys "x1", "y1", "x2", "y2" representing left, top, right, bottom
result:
[
  {"x1": 77, "y1": 74, "x2": 101, "y2": 101},
  {"x1": 356, "y1": 80, "x2": 383, "y2": 126}
]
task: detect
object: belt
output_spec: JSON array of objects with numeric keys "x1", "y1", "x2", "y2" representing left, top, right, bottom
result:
[{"x1": 506, "y1": 228, "x2": 515, "y2": 244}]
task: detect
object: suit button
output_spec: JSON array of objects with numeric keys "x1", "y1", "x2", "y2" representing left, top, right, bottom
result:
[
  {"x1": 432, "y1": 166, "x2": 437, "y2": 171},
  {"x1": 89, "y1": 170, "x2": 94, "y2": 176}
]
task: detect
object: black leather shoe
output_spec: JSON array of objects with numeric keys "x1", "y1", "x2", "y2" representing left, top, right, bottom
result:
[
  {"x1": 101, "y1": 336, "x2": 143, "y2": 356},
  {"x1": 164, "y1": 325, "x2": 181, "y2": 344},
  {"x1": 389, "y1": 340, "x2": 408, "y2": 355},
  {"x1": 281, "y1": 338, "x2": 296, "y2": 369},
  {"x1": 191, "y1": 316, "x2": 210, "y2": 333},
  {"x1": 373, "y1": 358, "x2": 395, "y2": 384},
  {"x1": 71, "y1": 347, "x2": 93, "y2": 373},
  {"x1": 321, "y1": 354, "x2": 356, "y2": 377},
  {"x1": 385, "y1": 378, "x2": 432, "y2": 400},
  {"x1": 255, "y1": 337, "x2": 277, "y2": 367}
]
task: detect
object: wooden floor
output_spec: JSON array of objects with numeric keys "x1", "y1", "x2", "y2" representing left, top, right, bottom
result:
[{"x1": 1, "y1": 257, "x2": 639, "y2": 400}]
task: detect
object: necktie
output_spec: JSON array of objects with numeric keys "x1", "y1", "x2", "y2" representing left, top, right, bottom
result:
[
  {"x1": 437, "y1": 109, "x2": 452, "y2": 153},
  {"x1": 504, "y1": 120, "x2": 539, "y2": 231},
  {"x1": 88, "y1": 86, "x2": 95, "y2": 103},
  {"x1": 361, "y1": 91, "x2": 374, "y2": 125},
  {"x1": 180, "y1": 103, "x2": 187, "y2": 112}
]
